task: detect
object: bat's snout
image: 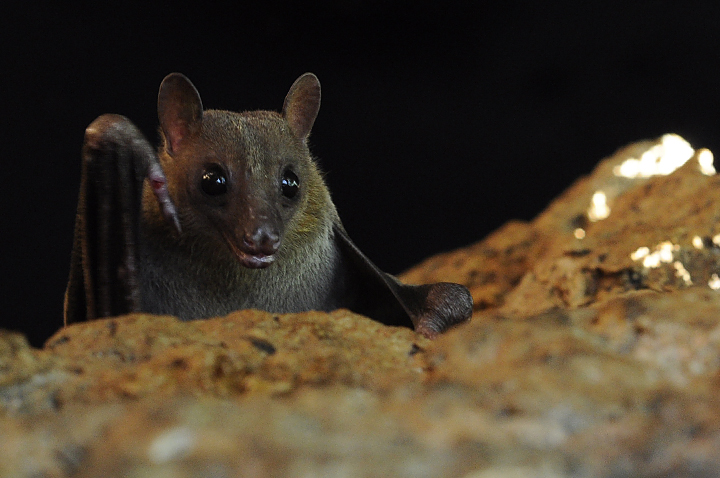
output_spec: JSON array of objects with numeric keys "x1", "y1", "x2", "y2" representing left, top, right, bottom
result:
[{"x1": 222, "y1": 227, "x2": 280, "y2": 269}]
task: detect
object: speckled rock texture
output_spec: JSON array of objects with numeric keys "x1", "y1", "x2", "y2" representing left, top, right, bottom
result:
[{"x1": 3, "y1": 134, "x2": 720, "y2": 477}]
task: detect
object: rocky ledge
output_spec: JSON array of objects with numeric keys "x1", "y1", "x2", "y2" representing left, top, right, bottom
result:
[{"x1": 3, "y1": 134, "x2": 720, "y2": 477}]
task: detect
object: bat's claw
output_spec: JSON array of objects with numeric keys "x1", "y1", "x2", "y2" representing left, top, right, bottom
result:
[{"x1": 148, "y1": 163, "x2": 181, "y2": 234}]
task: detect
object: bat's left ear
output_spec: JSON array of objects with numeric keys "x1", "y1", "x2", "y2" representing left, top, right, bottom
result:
[
  {"x1": 283, "y1": 73, "x2": 321, "y2": 142},
  {"x1": 158, "y1": 73, "x2": 203, "y2": 156}
]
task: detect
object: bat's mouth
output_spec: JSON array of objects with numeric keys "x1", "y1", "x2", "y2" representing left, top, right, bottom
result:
[
  {"x1": 223, "y1": 233, "x2": 276, "y2": 269},
  {"x1": 235, "y1": 252, "x2": 275, "y2": 269}
]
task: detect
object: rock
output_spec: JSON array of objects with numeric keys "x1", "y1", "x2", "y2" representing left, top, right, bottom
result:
[
  {"x1": 3, "y1": 134, "x2": 720, "y2": 476},
  {"x1": 15, "y1": 310, "x2": 429, "y2": 408},
  {"x1": 401, "y1": 220, "x2": 542, "y2": 310},
  {"x1": 402, "y1": 134, "x2": 720, "y2": 317}
]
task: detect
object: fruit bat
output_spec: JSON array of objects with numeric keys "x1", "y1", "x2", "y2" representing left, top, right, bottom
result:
[{"x1": 64, "y1": 72, "x2": 473, "y2": 338}]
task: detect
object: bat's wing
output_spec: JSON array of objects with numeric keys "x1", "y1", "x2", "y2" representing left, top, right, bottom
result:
[
  {"x1": 332, "y1": 224, "x2": 473, "y2": 338},
  {"x1": 64, "y1": 114, "x2": 179, "y2": 325}
]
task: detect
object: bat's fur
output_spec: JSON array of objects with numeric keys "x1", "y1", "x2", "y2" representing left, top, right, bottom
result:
[{"x1": 140, "y1": 111, "x2": 352, "y2": 318}]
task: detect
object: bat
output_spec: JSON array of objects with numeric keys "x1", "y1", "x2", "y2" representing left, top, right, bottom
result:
[{"x1": 64, "y1": 72, "x2": 473, "y2": 338}]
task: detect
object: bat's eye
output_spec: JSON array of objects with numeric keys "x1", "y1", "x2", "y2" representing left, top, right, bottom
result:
[
  {"x1": 281, "y1": 168, "x2": 299, "y2": 199},
  {"x1": 201, "y1": 165, "x2": 228, "y2": 196}
]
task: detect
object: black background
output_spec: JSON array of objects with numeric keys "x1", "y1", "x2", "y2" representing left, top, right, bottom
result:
[{"x1": 5, "y1": 2, "x2": 720, "y2": 346}]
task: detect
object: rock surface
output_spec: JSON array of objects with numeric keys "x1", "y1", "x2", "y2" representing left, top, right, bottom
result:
[{"x1": 4, "y1": 134, "x2": 720, "y2": 477}]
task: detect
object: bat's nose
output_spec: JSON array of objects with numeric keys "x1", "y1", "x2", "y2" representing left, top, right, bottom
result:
[{"x1": 243, "y1": 226, "x2": 280, "y2": 256}]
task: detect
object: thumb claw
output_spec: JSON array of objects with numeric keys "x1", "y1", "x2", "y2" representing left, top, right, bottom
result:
[{"x1": 148, "y1": 163, "x2": 181, "y2": 234}]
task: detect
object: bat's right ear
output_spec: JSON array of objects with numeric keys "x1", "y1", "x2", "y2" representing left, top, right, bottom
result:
[
  {"x1": 158, "y1": 73, "x2": 203, "y2": 156},
  {"x1": 283, "y1": 73, "x2": 321, "y2": 142}
]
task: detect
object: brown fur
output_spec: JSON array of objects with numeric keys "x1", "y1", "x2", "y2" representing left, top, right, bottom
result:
[{"x1": 138, "y1": 76, "x2": 347, "y2": 319}]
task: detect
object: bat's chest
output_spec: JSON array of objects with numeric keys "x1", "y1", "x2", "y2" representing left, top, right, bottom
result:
[{"x1": 136, "y1": 234, "x2": 344, "y2": 320}]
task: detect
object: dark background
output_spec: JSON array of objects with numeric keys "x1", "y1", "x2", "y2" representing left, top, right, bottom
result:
[{"x1": 4, "y1": 2, "x2": 720, "y2": 346}]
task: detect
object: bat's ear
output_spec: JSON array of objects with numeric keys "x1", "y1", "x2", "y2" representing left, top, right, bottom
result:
[
  {"x1": 282, "y1": 73, "x2": 321, "y2": 142},
  {"x1": 158, "y1": 73, "x2": 203, "y2": 156}
]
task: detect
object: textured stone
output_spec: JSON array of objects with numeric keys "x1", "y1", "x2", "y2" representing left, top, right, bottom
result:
[
  {"x1": 39, "y1": 310, "x2": 428, "y2": 405},
  {"x1": 4, "y1": 134, "x2": 720, "y2": 476},
  {"x1": 403, "y1": 134, "x2": 720, "y2": 318},
  {"x1": 401, "y1": 220, "x2": 542, "y2": 311}
]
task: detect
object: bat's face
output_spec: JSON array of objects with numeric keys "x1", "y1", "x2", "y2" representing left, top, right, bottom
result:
[
  {"x1": 155, "y1": 72, "x2": 326, "y2": 270},
  {"x1": 164, "y1": 110, "x2": 317, "y2": 269}
]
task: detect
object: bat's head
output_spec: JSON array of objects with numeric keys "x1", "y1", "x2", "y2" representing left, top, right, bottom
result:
[{"x1": 155, "y1": 73, "x2": 333, "y2": 269}]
